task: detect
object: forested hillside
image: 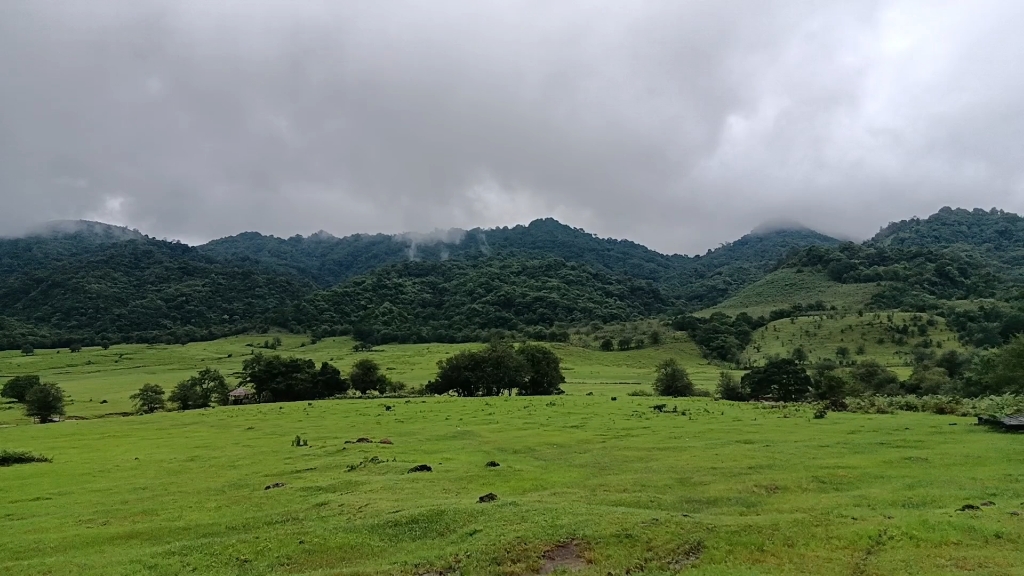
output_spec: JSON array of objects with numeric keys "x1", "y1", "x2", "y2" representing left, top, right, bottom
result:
[
  {"x1": 278, "y1": 256, "x2": 669, "y2": 344},
  {"x1": 5, "y1": 208, "x2": 1024, "y2": 352},
  {"x1": 0, "y1": 233, "x2": 315, "y2": 350}
]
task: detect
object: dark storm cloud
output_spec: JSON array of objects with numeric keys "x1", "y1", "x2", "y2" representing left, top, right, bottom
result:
[{"x1": 2, "y1": 0, "x2": 1023, "y2": 253}]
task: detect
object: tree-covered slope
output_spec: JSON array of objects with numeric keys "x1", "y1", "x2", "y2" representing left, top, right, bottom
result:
[
  {"x1": 279, "y1": 256, "x2": 669, "y2": 344},
  {"x1": 872, "y1": 207, "x2": 1024, "y2": 276},
  {"x1": 0, "y1": 237, "x2": 316, "y2": 349}
]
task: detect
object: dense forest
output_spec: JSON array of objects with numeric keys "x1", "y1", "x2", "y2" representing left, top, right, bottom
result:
[{"x1": 2, "y1": 208, "x2": 1023, "y2": 351}]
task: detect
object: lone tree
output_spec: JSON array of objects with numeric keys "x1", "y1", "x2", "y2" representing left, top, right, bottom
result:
[
  {"x1": 168, "y1": 368, "x2": 230, "y2": 410},
  {"x1": 69, "y1": 344, "x2": 82, "y2": 353},
  {"x1": 835, "y1": 346, "x2": 850, "y2": 361},
  {"x1": 130, "y1": 384, "x2": 167, "y2": 414},
  {"x1": 653, "y1": 359, "x2": 695, "y2": 397},
  {"x1": 790, "y1": 346, "x2": 809, "y2": 364},
  {"x1": 716, "y1": 371, "x2": 745, "y2": 401},
  {"x1": 350, "y1": 358, "x2": 389, "y2": 394},
  {"x1": 20, "y1": 345, "x2": 34, "y2": 356},
  {"x1": 740, "y1": 358, "x2": 812, "y2": 402},
  {"x1": 24, "y1": 382, "x2": 65, "y2": 423},
  {"x1": 2, "y1": 375, "x2": 41, "y2": 403}
]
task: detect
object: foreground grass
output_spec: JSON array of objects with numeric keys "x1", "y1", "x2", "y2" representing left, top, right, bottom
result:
[
  {"x1": 2, "y1": 395, "x2": 1023, "y2": 575},
  {"x1": 0, "y1": 335, "x2": 725, "y2": 425}
]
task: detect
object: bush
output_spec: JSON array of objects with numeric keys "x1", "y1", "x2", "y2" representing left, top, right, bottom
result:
[
  {"x1": 653, "y1": 359, "x2": 695, "y2": 397},
  {"x1": 0, "y1": 449, "x2": 51, "y2": 466},
  {"x1": 20, "y1": 345, "x2": 34, "y2": 356},
  {"x1": 740, "y1": 358, "x2": 812, "y2": 402},
  {"x1": 716, "y1": 371, "x2": 745, "y2": 401},
  {"x1": 24, "y1": 382, "x2": 66, "y2": 423},
  {"x1": 2, "y1": 375, "x2": 41, "y2": 403},
  {"x1": 627, "y1": 388, "x2": 653, "y2": 397},
  {"x1": 239, "y1": 354, "x2": 349, "y2": 402}
]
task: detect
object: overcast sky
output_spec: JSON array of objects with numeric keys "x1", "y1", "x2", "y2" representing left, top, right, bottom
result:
[{"x1": 2, "y1": 1, "x2": 1023, "y2": 254}]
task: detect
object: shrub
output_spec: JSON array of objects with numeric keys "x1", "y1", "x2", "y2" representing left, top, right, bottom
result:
[
  {"x1": 653, "y1": 359, "x2": 695, "y2": 397},
  {"x1": 2, "y1": 375, "x2": 41, "y2": 403},
  {"x1": 24, "y1": 383, "x2": 66, "y2": 423},
  {"x1": 0, "y1": 449, "x2": 51, "y2": 466},
  {"x1": 716, "y1": 371, "x2": 746, "y2": 401},
  {"x1": 20, "y1": 345, "x2": 34, "y2": 356},
  {"x1": 627, "y1": 388, "x2": 653, "y2": 397},
  {"x1": 740, "y1": 358, "x2": 812, "y2": 402}
]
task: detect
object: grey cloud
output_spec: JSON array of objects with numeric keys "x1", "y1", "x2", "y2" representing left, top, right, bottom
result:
[{"x1": 2, "y1": 0, "x2": 1023, "y2": 254}]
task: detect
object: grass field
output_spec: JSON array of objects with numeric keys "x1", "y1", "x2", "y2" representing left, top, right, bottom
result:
[
  {"x1": 701, "y1": 269, "x2": 881, "y2": 318},
  {"x1": 742, "y1": 312, "x2": 965, "y2": 373},
  {"x1": 3, "y1": 393, "x2": 1024, "y2": 575},
  {"x1": 0, "y1": 334, "x2": 730, "y2": 426}
]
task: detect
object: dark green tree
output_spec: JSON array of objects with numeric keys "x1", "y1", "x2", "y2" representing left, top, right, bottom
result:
[
  {"x1": 20, "y1": 345, "x2": 33, "y2": 356},
  {"x1": 599, "y1": 338, "x2": 614, "y2": 352},
  {"x1": 350, "y1": 358, "x2": 389, "y2": 394},
  {"x1": 130, "y1": 384, "x2": 166, "y2": 414},
  {"x1": 239, "y1": 353, "x2": 348, "y2": 402},
  {"x1": 790, "y1": 346, "x2": 809, "y2": 364},
  {"x1": 516, "y1": 343, "x2": 566, "y2": 396},
  {"x1": 740, "y1": 358, "x2": 812, "y2": 402},
  {"x1": 168, "y1": 368, "x2": 230, "y2": 410},
  {"x1": 653, "y1": 359, "x2": 695, "y2": 397},
  {"x1": 24, "y1": 382, "x2": 65, "y2": 423},
  {"x1": 2, "y1": 375, "x2": 40, "y2": 402},
  {"x1": 835, "y1": 346, "x2": 850, "y2": 361}
]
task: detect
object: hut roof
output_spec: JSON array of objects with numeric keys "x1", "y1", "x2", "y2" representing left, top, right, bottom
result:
[{"x1": 228, "y1": 387, "x2": 252, "y2": 397}]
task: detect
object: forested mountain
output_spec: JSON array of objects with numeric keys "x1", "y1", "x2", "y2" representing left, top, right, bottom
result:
[
  {"x1": 872, "y1": 207, "x2": 1024, "y2": 276},
  {"x1": 278, "y1": 256, "x2": 669, "y2": 344},
  {"x1": 199, "y1": 217, "x2": 840, "y2": 305},
  {"x1": 6, "y1": 207, "x2": 1022, "y2": 351},
  {"x1": 0, "y1": 233, "x2": 315, "y2": 350}
]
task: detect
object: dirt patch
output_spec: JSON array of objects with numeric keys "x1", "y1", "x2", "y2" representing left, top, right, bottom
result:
[
  {"x1": 538, "y1": 541, "x2": 587, "y2": 575},
  {"x1": 980, "y1": 500, "x2": 996, "y2": 507},
  {"x1": 957, "y1": 503, "x2": 981, "y2": 512},
  {"x1": 408, "y1": 464, "x2": 433, "y2": 474},
  {"x1": 379, "y1": 438, "x2": 394, "y2": 445},
  {"x1": 264, "y1": 482, "x2": 286, "y2": 490},
  {"x1": 668, "y1": 541, "x2": 704, "y2": 571},
  {"x1": 478, "y1": 493, "x2": 499, "y2": 503}
]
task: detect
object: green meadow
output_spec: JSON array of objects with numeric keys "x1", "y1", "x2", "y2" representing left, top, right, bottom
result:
[
  {"x1": 743, "y1": 313, "x2": 965, "y2": 376},
  {"x1": 4, "y1": 336, "x2": 1023, "y2": 575},
  {"x1": 700, "y1": 270, "x2": 881, "y2": 318},
  {"x1": 0, "y1": 335, "x2": 726, "y2": 426},
  {"x1": 3, "y1": 391, "x2": 1024, "y2": 575}
]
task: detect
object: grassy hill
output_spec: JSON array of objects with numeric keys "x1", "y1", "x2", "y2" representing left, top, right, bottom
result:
[
  {"x1": 741, "y1": 312, "x2": 966, "y2": 372},
  {"x1": 699, "y1": 269, "x2": 880, "y2": 317},
  {"x1": 0, "y1": 334, "x2": 724, "y2": 426},
  {"x1": 2, "y1": 392, "x2": 1021, "y2": 574}
]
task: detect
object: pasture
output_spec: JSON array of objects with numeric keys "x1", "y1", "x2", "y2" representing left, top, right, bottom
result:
[
  {"x1": 3, "y1": 392, "x2": 1023, "y2": 575},
  {"x1": 700, "y1": 269, "x2": 880, "y2": 318},
  {"x1": 743, "y1": 313, "x2": 965, "y2": 374},
  {"x1": 0, "y1": 334, "x2": 725, "y2": 426}
]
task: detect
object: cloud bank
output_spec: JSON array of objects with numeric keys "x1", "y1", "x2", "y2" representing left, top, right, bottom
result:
[{"x1": 2, "y1": 0, "x2": 1023, "y2": 253}]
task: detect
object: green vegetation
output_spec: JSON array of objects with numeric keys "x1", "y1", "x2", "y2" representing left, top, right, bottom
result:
[
  {"x1": 0, "y1": 335, "x2": 726, "y2": 425},
  {"x1": 0, "y1": 449, "x2": 51, "y2": 467},
  {"x1": 743, "y1": 312, "x2": 965, "y2": 369},
  {"x1": 4, "y1": 393, "x2": 1024, "y2": 574}
]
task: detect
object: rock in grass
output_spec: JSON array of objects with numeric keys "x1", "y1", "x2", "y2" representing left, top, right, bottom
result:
[
  {"x1": 980, "y1": 500, "x2": 996, "y2": 507},
  {"x1": 264, "y1": 482, "x2": 286, "y2": 490},
  {"x1": 478, "y1": 493, "x2": 499, "y2": 503},
  {"x1": 379, "y1": 438, "x2": 393, "y2": 445},
  {"x1": 957, "y1": 503, "x2": 981, "y2": 512},
  {"x1": 485, "y1": 460, "x2": 500, "y2": 467},
  {"x1": 408, "y1": 464, "x2": 432, "y2": 474}
]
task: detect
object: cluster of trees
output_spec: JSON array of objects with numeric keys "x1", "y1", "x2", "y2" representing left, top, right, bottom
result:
[
  {"x1": 426, "y1": 342, "x2": 565, "y2": 396},
  {"x1": 1, "y1": 375, "x2": 66, "y2": 423}
]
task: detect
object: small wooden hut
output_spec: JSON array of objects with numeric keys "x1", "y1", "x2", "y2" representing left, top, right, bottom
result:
[{"x1": 228, "y1": 387, "x2": 254, "y2": 405}]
